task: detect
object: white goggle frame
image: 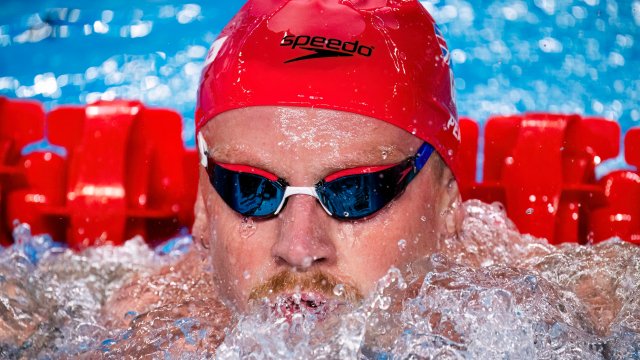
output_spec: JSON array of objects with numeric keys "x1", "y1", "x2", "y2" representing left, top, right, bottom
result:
[{"x1": 197, "y1": 132, "x2": 334, "y2": 216}]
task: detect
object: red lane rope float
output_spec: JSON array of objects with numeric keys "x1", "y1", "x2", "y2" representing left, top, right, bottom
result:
[
  {"x1": 1, "y1": 97, "x2": 638, "y2": 248},
  {"x1": 0, "y1": 97, "x2": 46, "y2": 246},
  {"x1": 589, "y1": 127, "x2": 640, "y2": 245},
  {"x1": 6, "y1": 100, "x2": 197, "y2": 250},
  {"x1": 460, "y1": 113, "x2": 620, "y2": 245},
  {"x1": 454, "y1": 118, "x2": 479, "y2": 200}
]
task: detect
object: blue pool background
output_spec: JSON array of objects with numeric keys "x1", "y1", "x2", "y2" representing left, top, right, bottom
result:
[{"x1": 0, "y1": 0, "x2": 638, "y2": 177}]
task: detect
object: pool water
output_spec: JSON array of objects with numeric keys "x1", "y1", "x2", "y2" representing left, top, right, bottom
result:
[{"x1": 1, "y1": 0, "x2": 639, "y2": 358}]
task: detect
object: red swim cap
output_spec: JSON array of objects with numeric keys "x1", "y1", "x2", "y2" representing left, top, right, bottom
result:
[{"x1": 196, "y1": 0, "x2": 459, "y2": 172}]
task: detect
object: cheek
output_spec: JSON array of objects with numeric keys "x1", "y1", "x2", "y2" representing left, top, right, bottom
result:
[
  {"x1": 333, "y1": 191, "x2": 441, "y2": 293},
  {"x1": 332, "y1": 218, "x2": 404, "y2": 291},
  {"x1": 202, "y1": 189, "x2": 273, "y2": 304}
]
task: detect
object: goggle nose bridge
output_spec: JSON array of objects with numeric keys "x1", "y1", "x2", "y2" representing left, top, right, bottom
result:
[{"x1": 274, "y1": 187, "x2": 333, "y2": 216}]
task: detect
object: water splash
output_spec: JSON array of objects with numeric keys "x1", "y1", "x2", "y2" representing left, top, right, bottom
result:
[
  {"x1": 210, "y1": 202, "x2": 640, "y2": 359},
  {"x1": 154, "y1": 231, "x2": 194, "y2": 258},
  {"x1": 1, "y1": 201, "x2": 639, "y2": 358},
  {"x1": 9, "y1": 221, "x2": 65, "y2": 264},
  {"x1": 0, "y1": 222, "x2": 193, "y2": 358}
]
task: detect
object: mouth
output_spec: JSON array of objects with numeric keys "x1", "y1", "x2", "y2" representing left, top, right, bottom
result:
[
  {"x1": 271, "y1": 292, "x2": 334, "y2": 321},
  {"x1": 247, "y1": 270, "x2": 364, "y2": 321}
]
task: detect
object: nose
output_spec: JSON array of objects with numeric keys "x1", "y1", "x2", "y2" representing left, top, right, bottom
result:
[{"x1": 271, "y1": 195, "x2": 337, "y2": 270}]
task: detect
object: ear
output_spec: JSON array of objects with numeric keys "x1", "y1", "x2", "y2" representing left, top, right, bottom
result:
[
  {"x1": 439, "y1": 165, "x2": 464, "y2": 236},
  {"x1": 192, "y1": 183, "x2": 208, "y2": 249}
]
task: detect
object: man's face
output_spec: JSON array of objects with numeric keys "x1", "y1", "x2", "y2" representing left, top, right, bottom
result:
[{"x1": 196, "y1": 106, "x2": 459, "y2": 313}]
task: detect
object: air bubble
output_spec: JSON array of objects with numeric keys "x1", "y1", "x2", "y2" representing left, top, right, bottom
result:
[
  {"x1": 292, "y1": 292, "x2": 302, "y2": 304},
  {"x1": 378, "y1": 296, "x2": 391, "y2": 310}
]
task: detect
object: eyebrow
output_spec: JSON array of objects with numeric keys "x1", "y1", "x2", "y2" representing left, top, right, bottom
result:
[
  {"x1": 207, "y1": 144, "x2": 412, "y2": 179},
  {"x1": 208, "y1": 145, "x2": 277, "y2": 170}
]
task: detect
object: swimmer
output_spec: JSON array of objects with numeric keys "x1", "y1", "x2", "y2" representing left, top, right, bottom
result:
[
  {"x1": 105, "y1": 0, "x2": 461, "y2": 342},
  {"x1": 193, "y1": 0, "x2": 463, "y2": 315}
]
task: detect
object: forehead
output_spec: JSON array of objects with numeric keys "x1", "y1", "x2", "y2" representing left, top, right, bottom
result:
[
  {"x1": 202, "y1": 107, "x2": 422, "y2": 174},
  {"x1": 203, "y1": 106, "x2": 417, "y2": 148}
]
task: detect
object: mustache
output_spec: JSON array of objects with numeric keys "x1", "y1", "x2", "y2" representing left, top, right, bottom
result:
[{"x1": 248, "y1": 270, "x2": 363, "y2": 303}]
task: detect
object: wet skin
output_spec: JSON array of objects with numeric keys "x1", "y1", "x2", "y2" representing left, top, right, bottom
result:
[{"x1": 195, "y1": 106, "x2": 463, "y2": 313}]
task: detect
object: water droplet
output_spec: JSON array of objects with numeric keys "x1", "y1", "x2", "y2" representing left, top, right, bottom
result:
[
  {"x1": 124, "y1": 310, "x2": 138, "y2": 321},
  {"x1": 292, "y1": 292, "x2": 302, "y2": 304},
  {"x1": 333, "y1": 284, "x2": 345, "y2": 297},
  {"x1": 100, "y1": 339, "x2": 117, "y2": 352},
  {"x1": 239, "y1": 217, "x2": 257, "y2": 238},
  {"x1": 525, "y1": 208, "x2": 534, "y2": 215},
  {"x1": 301, "y1": 256, "x2": 313, "y2": 268},
  {"x1": 420, "y1": 215, "x2": 427, "y2": 222},
  {"x1": 524, "y1": 275, "x2": 538, "y2": 291},
  {"x1": 492, "y1": 202, "x2": 506, "y2": 212},
  {"x1": 397, "y1": 239, "x2": 407, "y2": 251},
  {"x1": 343, "y1": 212, "x2": 350, "y2": 217},
  {"x1": 430, "y1": 253, "x2": 449, "y2": 270},
  {"x1": 243, "y1": 270, "x2": 251, "y2": 279},
  {"x1": 378, "y1": 296, "x2": 391, "y2": 310}
]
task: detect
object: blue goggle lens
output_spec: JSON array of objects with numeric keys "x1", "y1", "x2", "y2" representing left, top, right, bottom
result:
[
  {"x1": 316, "y1": 159, "x2": 416, "y2": 219},
  {"x1": 209, "y1": 167, "x2": 285, "y2": 217}
]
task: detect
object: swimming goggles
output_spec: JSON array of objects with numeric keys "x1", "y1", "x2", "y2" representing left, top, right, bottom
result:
[{"x1": 197, "y1": 133, "x2": 434, "y2": 220}]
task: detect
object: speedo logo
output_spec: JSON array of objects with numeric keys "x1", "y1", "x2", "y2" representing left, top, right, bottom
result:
[{"x1": 281, "y1": 34, "x2": 374, "y2": 63}]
